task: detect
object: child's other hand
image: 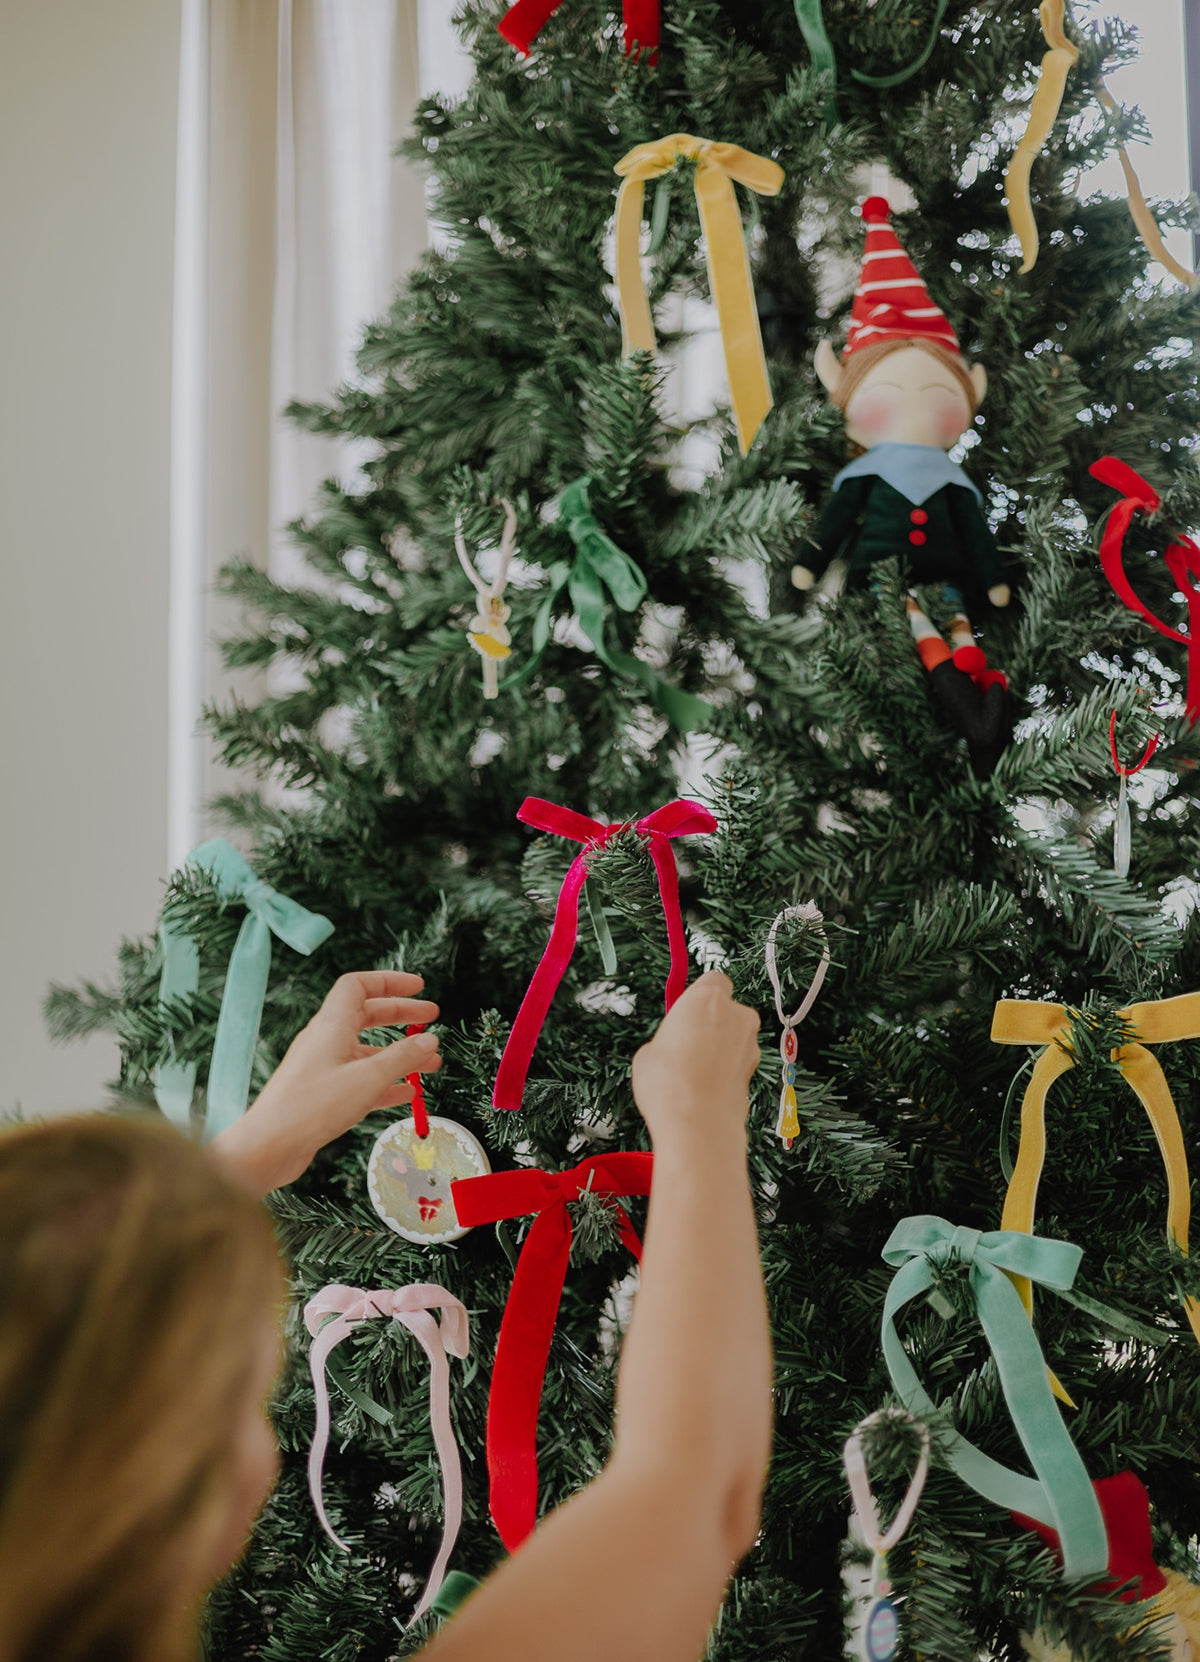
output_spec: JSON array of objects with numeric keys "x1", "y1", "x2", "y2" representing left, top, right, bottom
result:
[
  {"x1": 211, "y1": 971, "x2": 441, "y2": 1196},
  {"x1": 631, "y1": 971, "x2": 759, "y2": 1149}
]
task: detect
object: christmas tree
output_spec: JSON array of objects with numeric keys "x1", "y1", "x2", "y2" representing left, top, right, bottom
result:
[{"x1": 49, "y1": 2, "x2": 1200, "y2": 1657}]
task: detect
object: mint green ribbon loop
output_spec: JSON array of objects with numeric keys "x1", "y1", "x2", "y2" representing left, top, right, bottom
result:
[
  {"x1": 880, "y1": 1215, "x2": 1107, "y2": 1583},
  {"x1": 155, "y1": 838, "x2": 334, "y2": 1141}
]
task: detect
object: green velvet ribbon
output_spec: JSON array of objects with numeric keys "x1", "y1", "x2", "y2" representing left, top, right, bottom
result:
[
  {"x1": 792, "y1": 0, "x2": 840, "y2": 124},
  {"x1": 881, "y1": 1216, "x2": 1108, "y2": 1583},
  {"x1": 793, "y1": 0, "x2": 950, "y2": 117},
  {"x1": 155, "y1": 838, "x2": 335, "y2": 1141},
  {"x1": 503, "y1": 478, "x2": 711, "y2": 732}
]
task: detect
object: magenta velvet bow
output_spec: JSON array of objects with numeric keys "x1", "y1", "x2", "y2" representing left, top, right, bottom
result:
[{"x1": 492, "y1": 796, "x2": 718, "y2": 1110}]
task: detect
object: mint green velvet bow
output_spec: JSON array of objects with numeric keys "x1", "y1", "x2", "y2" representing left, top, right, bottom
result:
[
  {"x1": 503, "y1": 478, "x2": 711, "y2": 733},
  {"x1": 881, "y1": 1216, "x2": 1107, "y2": 1583},
  {"x1": 155, "y1": 838, "x2": 334, "y2": 1141}
]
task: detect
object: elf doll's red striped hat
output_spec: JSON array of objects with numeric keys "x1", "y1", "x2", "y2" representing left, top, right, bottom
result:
[{"x1": 843, "y1": 196, "x2": 960, "y2": 360}]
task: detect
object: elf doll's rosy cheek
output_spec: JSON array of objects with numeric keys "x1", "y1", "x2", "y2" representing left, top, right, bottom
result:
[
  {"x1": 847, "y1": 386, "x2": 901, "y2": 442},
  {"x1": 928, "y1": 386, "x2": 970, "y2": 446}
]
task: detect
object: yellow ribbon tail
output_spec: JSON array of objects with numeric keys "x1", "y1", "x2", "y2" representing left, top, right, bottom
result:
[
  {"x1": 614, "y1": 174, "x2": 655, "y2": 358},
  {"x1": 999, "y1": 1039, "x2": 1077, "y2": 1406},
  {"x1": 694, "y1": 159, "x2": 773, "y2": 455},
  {"x1": 1005, "y1": 40, "x2": 1078, "y2": 274},
  {"x1": 1096, "y1": 83, "x2": 1198, "y2": 289}
]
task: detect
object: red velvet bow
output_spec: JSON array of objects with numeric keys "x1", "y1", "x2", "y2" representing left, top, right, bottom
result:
[
  {"x1": 451, "y1": 1152, "x2": 653, "y2": 1550},
  {"x1": 1013, "y1": 1471, "x2": 1167, "y2": 1603},
  {"x1": 1091, "y1": 456, "x2": 1200, "y2": 725},
  {"x1": 492, "y1": 797, "x2": 718, "y2": 1111},
  {"x1": 497, "y1": 0, "x2": 659, "y2": 57}
]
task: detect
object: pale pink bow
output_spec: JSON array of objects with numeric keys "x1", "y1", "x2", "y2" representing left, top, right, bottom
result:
[{"x1": 304, "y1": 1283, "x2": 470, "y2": 1624}]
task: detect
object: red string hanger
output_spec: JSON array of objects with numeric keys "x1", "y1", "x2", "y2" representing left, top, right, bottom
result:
[
  {"x1": 1090, "y1": 457, "x2": 1200, "y2": 725},
  {"x1": 491, "y1": 797, "x2": 717, "y2": 1111},
  {"x1": 406, "y1": 1023, "x2": 430, "y2": 1139}
]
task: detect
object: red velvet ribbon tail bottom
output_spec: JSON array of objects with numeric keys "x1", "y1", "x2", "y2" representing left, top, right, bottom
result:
[
  {"x1": 486, "y1": 1203, "x2": 571, "y2": 1549},
  {"x1": 492, "y1": 854, "x2": 589, "y2": 1110},
  {"x1": 1164, "y1": 540, "x2": 1200, "y2": 725}
]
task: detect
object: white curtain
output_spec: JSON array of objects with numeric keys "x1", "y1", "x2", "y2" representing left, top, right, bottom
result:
[{"x1": 189, "y1": 0, "x2": 471, "y2": 827}]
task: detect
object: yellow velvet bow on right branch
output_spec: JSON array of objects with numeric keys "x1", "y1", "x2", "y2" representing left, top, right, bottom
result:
[{"x1": 992, "y1": 993, "x2": 1200, "y2": 1401}]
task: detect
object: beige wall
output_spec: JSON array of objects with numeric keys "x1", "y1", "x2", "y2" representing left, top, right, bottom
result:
[{"x1": 0, "y1": 0, "x2": 181, "y2": 1114}]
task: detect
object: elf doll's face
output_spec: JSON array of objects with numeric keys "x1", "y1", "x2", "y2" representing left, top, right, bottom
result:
[{"x1": 815, "y1": 341, "x2": 988, "y2": 454}]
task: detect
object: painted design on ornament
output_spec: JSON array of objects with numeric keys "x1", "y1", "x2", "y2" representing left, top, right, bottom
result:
[{"x1": 368, "y1": 1115, "x2": 491, "y2": 1244}]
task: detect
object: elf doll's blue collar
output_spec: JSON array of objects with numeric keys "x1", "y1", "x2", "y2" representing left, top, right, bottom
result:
[{"x1": 833, "y1": 441, "x2": 982, "y2": 506}]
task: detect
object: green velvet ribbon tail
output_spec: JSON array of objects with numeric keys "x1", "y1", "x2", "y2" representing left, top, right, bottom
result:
[
  {"x1": 154, "y1": 838, "x2": 335, "y2": 1142},
  {"x1": 560, "y1": 479, "x2": 713, "y2": 732},
  {"x1": 792, "y1": 0, "x2": 841, "y2": 124},
  {"x1": 430, "y1": 1571, "x2": 483, "y2": 1621},
  {"x1": 998, "y1": 1052, "x2": 1038, "y2": 1183},
  {"x1": 849, "y1": 0, "x2": 949, "y2": 88},
  {"x1": 497, "y1": 563, "x2": 570, "y2": 694},
  {"x1": 880, "y1": 1216, "x2": 1108, "y2": 1583},
  {"x1": 583, "y1": 878, "x2": 619, "y2": 976},
  {"x1": 647, "y1": 174, "x2": 673, "y2": 254}
]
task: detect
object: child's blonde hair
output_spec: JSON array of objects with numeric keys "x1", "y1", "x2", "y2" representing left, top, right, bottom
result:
[{"x1": 0, "y1": 1114, "x2": 286, "y2": 1662}]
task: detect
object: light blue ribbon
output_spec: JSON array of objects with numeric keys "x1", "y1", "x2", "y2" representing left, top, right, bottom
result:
[
  {"x1": 880, "y1": 1216, "x2": 1108, "y2": 1583},
  {"x1": 155, "y1": 838, "x2": 334, "y2": 1140}
]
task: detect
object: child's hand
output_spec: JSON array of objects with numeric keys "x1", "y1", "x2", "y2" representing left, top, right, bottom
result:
[
  {"x1": 631, "y1": 971, "x2": 760, "y2": 1150},
  {"x1": 211, "y1": 971, "x2": 441, "y2": 1196}
]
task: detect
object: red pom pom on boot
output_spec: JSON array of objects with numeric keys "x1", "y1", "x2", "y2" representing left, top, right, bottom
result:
[{"x1": 953, "y1": 643, "x2": 1008, "y2": 692}]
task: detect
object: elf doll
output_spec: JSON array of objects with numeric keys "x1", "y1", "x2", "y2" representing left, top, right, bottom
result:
[{"x1": 793, "y1": 197, "x2": 1014, "y2": 777}]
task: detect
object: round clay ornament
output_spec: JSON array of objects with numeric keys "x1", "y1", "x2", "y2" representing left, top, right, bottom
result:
[{"x1": 367, "y1": 1115, "x2": 491, "y2": 1244}]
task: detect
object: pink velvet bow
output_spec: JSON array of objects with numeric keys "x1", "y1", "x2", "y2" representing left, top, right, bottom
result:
[
  {"x1": 304, "y1": 1283, "x2": 470, "y2": 1624},
  {"x1": 492, "y1": 796, "x2": 718, "y2": 1110}
]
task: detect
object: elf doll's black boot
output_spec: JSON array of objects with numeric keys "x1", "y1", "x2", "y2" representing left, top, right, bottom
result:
[{"x1": 929, "y1": 659, "x2": 1013, "y2": 779}]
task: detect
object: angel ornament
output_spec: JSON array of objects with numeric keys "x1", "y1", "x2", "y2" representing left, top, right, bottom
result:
[{"x1": 456, "y1": 499, "x2": 518, "y2": 699}]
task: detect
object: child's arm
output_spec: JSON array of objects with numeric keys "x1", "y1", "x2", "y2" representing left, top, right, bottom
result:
[
  {"x1": 421, "y1": 970, "x2": 770, "y2": 1662},
  {"x1": 210, "y1": 971, "x2": 442, "y2": 1196}
]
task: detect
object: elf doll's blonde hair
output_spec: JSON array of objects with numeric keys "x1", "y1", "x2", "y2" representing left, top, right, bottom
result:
[{"x1": 0, "y1": 1114, "x2": 286, "y2": 1662}]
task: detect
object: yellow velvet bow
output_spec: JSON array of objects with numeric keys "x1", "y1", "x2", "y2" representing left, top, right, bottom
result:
[
  {"x1": 992, "y1": 994, "x2": 1200, "y2": 1402},
  {"x1": 613, "y1": 133, "x2": 784, "y2": 456}
]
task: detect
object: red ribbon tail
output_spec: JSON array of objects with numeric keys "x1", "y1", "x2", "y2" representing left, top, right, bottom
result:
[
  {"x1": 1166, "y1": 540, "x2": 1200, "y2": 725},
  {"x1": 497, "y1": 0, "x2": 561, "y2": 53},
  {"x1": 623, "y1": 0, "x2": 660, "y2": 55},
  {"x1": 647, "y1": 835, "x2": 689, "y2": 1010},
  {"x1": 486, "y1": 1204, "x2": 571, "y2": 1551},
  {"x1": 493, "y1": 855, "x2": 589, "y2": 1110}
]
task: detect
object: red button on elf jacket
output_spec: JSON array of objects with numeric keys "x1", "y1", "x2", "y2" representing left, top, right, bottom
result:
[
  {"x1": 910, "y1": 508, "x2": 928, "y2": 524},
  {"x1": 908, "y1": 530, "x2": 927, "y2": 545}
]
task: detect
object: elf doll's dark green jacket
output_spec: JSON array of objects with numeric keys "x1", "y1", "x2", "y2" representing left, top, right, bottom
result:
[{"x1": 799, "y1": 442, "x2": 1006, "y2": 612}]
